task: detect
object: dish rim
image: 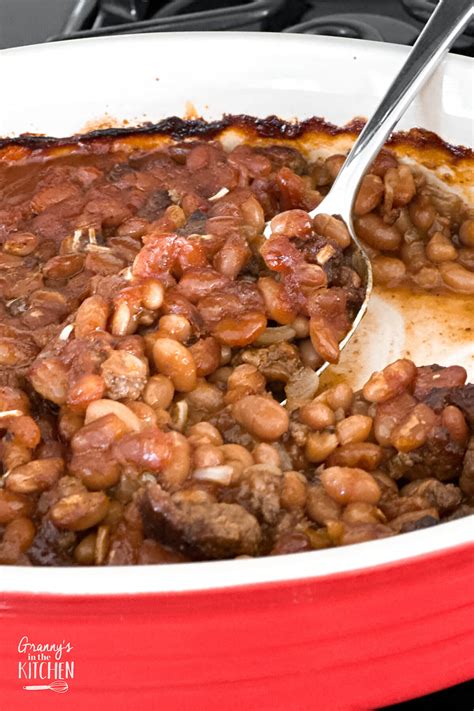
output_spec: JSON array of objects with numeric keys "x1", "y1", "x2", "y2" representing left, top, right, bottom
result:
[{"x1": 0, "y1": 32, "x2": 472, "y2": 595}]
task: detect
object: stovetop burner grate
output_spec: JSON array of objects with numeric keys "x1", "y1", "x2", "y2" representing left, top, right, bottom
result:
[{"x1": 46, "y1": 0, "x2": 474, "y2": 57}]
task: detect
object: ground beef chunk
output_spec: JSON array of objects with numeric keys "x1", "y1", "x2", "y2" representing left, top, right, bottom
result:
[
  {"x1": 140, "y1": 484, "x2": 261, "y2": 559},
  {"x1": 28, "y1": 519, "x2": 76, "y2": 566},
  {"x1": 413, "y1": 364, "x2": 467, "y2": 402},
  {"x1": 101, "y1": 350, "x2": 148, "y2": 400},
  {"x1": 177, "y1": 209, "x2": 208, "y2": 236},
  {"x1": 229, "y1": 464, "x2": 282, "y2": 525},
  {"x1": 386, "y1": 426, "x2": 467, "y2": 482},
  {"x1": 449, "y1": 385, "x2": 474, "y2": 426},
  {"x1": 401, "y1": 478, "x2": 463, "y2": 514},
  {"x1": 236, "y1": 342, "x2": 302, "y2": 382},
  {"x1": 459, "y1": 436, "x2": 474, "y2": 496}
]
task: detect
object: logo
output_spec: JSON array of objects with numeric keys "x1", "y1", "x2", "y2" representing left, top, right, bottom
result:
[{"x1": 17, "y1": 636, "x2": 74, "y2": 694}]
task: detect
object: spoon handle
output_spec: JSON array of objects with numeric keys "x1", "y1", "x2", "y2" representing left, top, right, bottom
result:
[{"x1": 321, "y1": 0, "x2": 474, "y2": 221}]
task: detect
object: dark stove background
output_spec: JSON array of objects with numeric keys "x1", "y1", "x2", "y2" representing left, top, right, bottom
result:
[
  {"x1": 0, "y1": 0, "x2": 473, "y2": 53},
  {"x1": 0, "y1": 0, "x2": 473, "y2": 708}
]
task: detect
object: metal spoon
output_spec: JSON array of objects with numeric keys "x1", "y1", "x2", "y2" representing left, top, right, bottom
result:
[{"x1": 264, "y1": 0, "x2": 474, "y2": 376}]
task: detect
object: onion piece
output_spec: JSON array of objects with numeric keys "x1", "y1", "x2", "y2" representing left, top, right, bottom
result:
[
  {"x1": 255, "y1": 326, "x2": 296, "y2": 346},
  {"x1": 193, "y1": 465, "x2": 233, "y2": 485},
  {"x1": 285, "y1": 367, "x2": 320, "y2": 412},
  {"x1": 0, "y1": 410, "x2": 23, "y2": 418},
  {"x1": 85, "y1": 399, "x2": 142, "y2": 432},
  {"x1": 59, "y1": 323, "x2": 75, "y2": 341},
  {"x1": 208, "y1": 187, "x2": 229, "y2": 202}
]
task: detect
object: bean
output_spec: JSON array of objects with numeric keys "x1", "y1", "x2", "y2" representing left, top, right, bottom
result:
[
  {"x1": 370, "y1": 150, "x2": 398, "y2": 177},
  {"x1": 325, "y1": 154, "x2": 346, "y2": 179},
  {"x1": 186, "y1": 382, "x2": 224, "y2": 412},
  {"x1": 220, "y1": 444, "x2": 254, "y2": 469},
  {"x1": 51, "y1": 491, "x2": 110, "y2": 531},
  {"x1": 187, "y1": 422, "x2": 223, "y2": 447},
  {"x1": 305, "y1": 432, "x2": 338, "y2": 463},
  {"x1": 324, "y1": 383, "x2": 354, "y2": 412},
  {"x1": 6, "y1": 458, "x2": 64, "y2": 494},
  {"x1": 252, "y1": 443, "x2": 281, "y2": 467},
  {"x1": 439, "y1": 262, "x2": 474, "y2": 294},
  {"x1": 70, "y1": 452, "x2": 121, "y2": 491},
  {"x1": 258, "y1": 276, "x2": 297, "y2": 325},
  {"x1": 354, "y1": 174, "x2": 384, "y2": 215},
  {"x1": 3, "y1": 232, "x2": 38, "y2": 256},
  {"x1": 220, "y1": 346, "x2": 232, "y2": 365},
  {"x1": 142, "y1": 279, "x2": 164, "y2": 310},
  {"x1": 280, "y1": 471, "x2": 307, "y2": 510},
  {"x1": 227, "y1": 364, "x2": 266, "y2": 397},
  {"x1": 232, "y1": 395, "x2": 289, "y2": 441},
  {"x1": 0, "y1": 338, "x2": 38, "y2": 367},
  {"x1": 372, "y1": 256, "x2": 406, "y2": 287},
  {"x1": 2, "y1": 441, "x2": 32, "y2": 471},
  {"x1": 212, "y1": 311, "x2": 267, "y2": 348},
  {"x1": 0, "y1": 386, "x2": 30, "y2": 414},
  {"x1": 74, "y1": 533, "x2": 96, "y2": 565},
  {"x1": 306, "y1": 485, "x2": 342, "y2": 525},
  {"x1": 270, "y1": 209, "x2": 313, "y2": 238},
  {"x1": 75, "y1": 294, "x2": 110, "y2": 338},
  {"x1": 0, "y1": 517, "x2": 35, "y2": 563},
  {"x1": 67, "y1": 374, "x2": 106, "y2": 413},
  {"x1": 153, "y1": 338, "x2": 197, "y2": 392},
  {"x1": 390, "y1": 403, "x2": 436, "y2": 452},
  {"x1": 193, "y1": 444, "x2": 225, "y2": 468},
  {"x1": 409, "y1": 196, "x2": 436, "y2": 232},
  {"x1": 0, "y1": 490, "x2": 33, "y2": 524},
  {"x1": 412, "y1": 265, "x2": 441, "y2": 291},
  {"x1": 43, "y1": 254, "x2": 84, "y2": 280},
  {"x1": 355, "y1": 213, "x2": 401, "y2": 251},
  {"x1": 158, "y1": 314, "x2": 191, "y2": 342},
  {"x1": 85, "y1": 399, "x2": 141, "y2": 432},
  {"x1": 336, "y1": 415, "x2": 372, "y2": 445},
  {"x1": 7, "y1": 415, "x2": 41, "y2": 448},
  {"x1": 342, "y1": 502, "x2": 386, "y2": 525},
  {"x1": 441, "y1": 405, "x2": 469, "y2": 444},
  {"x1": 111, "y1": 301, "x2": 135, "y2": 337},
  {"x1": 362, "y1": 359, "x2": 417, "y2": 403},
  {"x1": 299, "y1": 401, "x2": 335, "y2": 430},
  {"x1": 313, "y1": 213, "x2": 351, "y2": 248},
  {"x1": 72, "y1": 413, "x2": 128, "y2": 453},
  {"x1": 124, "y1": 401, "x2": 158, "y2": 429},
  {"x1": 327, "y1": 442, "x2": 383, "y2": 470},
  {"x1": 425, "y1": 232, "x2": 457, "y2": 263},
  {"x1": 189, "y1": 337, "x2": 221, "y2": 377},
  {"x1": 383, "y1": 165, "x2": 416, "y2": 208},
  {"x1": 29, "y1": 358, "x2": 69, "y2": 405},
  {"x1": 321, "y1": 466, "x2": 381, "y2": 505},
  {"x1": 160, "y1": 432, "x2": 191, "y2": 489},
  {"x1": 143, "y1": 375, "x2": 175, "y2": 410},
  {"x1": 458, "y1": 247, "x2": 474, "y2": 271},
  {"x1": 459, "y1": 219, "x2": 474, "y2": 247},
  {"x1": 241, "y1": 195, "x2": 265, "y2": 233}
]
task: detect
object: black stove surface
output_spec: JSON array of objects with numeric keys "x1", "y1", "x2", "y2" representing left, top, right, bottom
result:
[
  {"x1": 0, "y1": 0, "x2": 473, "y2": 53},
  {"x1": 0, "y1": 1, "x2": 473, "y2": 708}
]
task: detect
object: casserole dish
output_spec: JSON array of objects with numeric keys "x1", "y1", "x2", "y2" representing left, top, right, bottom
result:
[{"x1": 0, "y1": 32, "x2": 473, "y2": 711}]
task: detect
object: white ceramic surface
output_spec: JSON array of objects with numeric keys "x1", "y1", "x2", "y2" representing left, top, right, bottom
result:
[{"x1": 0, "y1": 33, "x2": 472, "y2": 594}]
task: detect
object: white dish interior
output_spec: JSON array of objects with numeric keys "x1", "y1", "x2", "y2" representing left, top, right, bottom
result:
[{"x1": 0, "y1": 33, "x2": 472, "y2": 594}]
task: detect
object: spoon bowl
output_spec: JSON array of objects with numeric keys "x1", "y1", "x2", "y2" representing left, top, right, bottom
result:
[{"x1": 264, "y1": 0, "x2": 474, "y2": 376}]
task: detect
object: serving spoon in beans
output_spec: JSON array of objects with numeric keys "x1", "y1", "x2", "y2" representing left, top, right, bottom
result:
[{"x1": 263, "y1": 0, "x2": 474, "y2": 376}]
